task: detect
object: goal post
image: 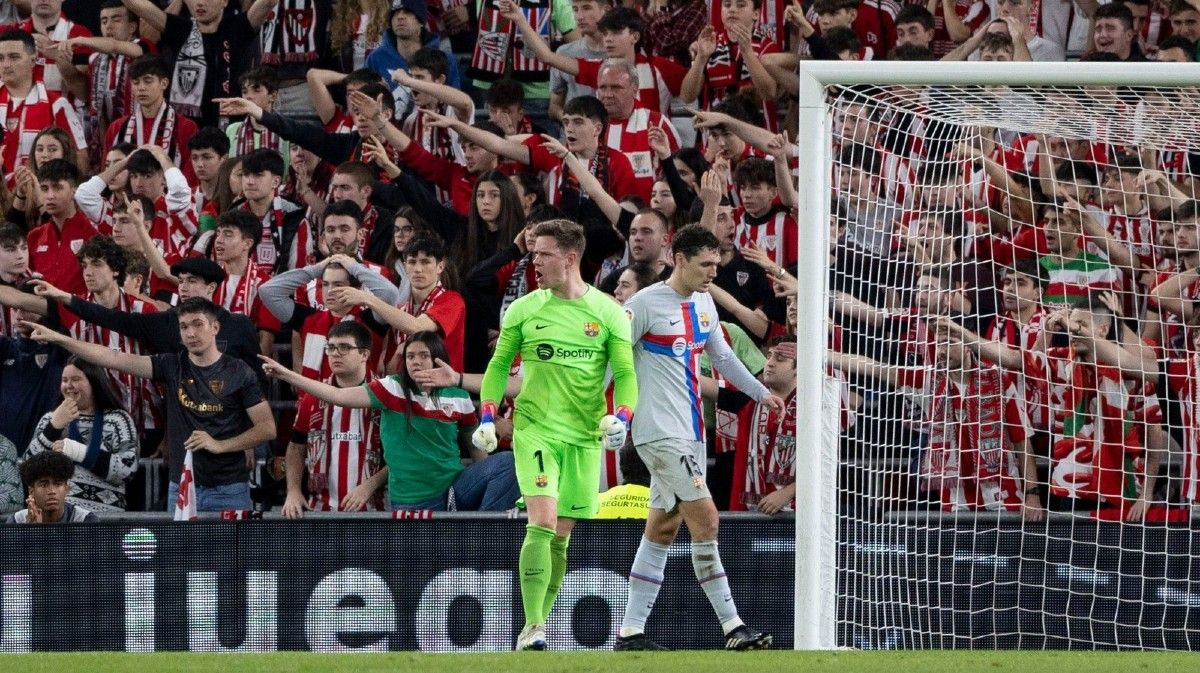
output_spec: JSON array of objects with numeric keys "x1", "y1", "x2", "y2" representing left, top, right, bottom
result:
[{"x1": 794, "y1": 61, "x2": 1200, "y2": 651}]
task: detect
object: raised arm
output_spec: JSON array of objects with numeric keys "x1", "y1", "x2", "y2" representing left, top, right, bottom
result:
[
  {"x1": 546, "y1": 136, "x2": 623, "y2": 225},
  {"x1": 0, "y1": 282, "x2": 49, "y2": 316},
  {"x1": 306, "y1": 69, "x2": 345, "y2": 125},
  {"x1": 25, "y1": 322, "x2": 153, "y2": 379},
  {"x1": 391, "y1": 69, "x2": 474, "y2": 122},
  {"x1": 937, "y1": 316, "x2": 1027, "y2": 371},
  {"x1": 246, "y1": 0, "x2": 282, "y2": 29},
  {"x1": 65, "y1": 36, "x2": 146, "y2": 59},
  {"x1": 938, "y1": 0, "x2": 973, "y2": 43},
  {"x1": 422, "y1": 106, "x2": 530, "y2": 164},
  {"x1": 724, "y1": 22, "x2": 776, "y2": 100},
  {"x1": 826, "y1": 350, "x2": 899, "y2": 387},
  {"x1": 693, "y1": 109, "x2": 777, "y2": 156},
  {"x1": 710, "y1": 283, "x2": 769, "y2": 339},
  {"x1": 680, "y1": 26, "x2": 717, "y2": 104},
  {"x1": 1150, "y1": 265, "x2": 1200, "y2": 323},
  {"x1": 259, "y1": 264, "x2": 322, "y2": 324},
  {"x1": 1072, "y1": 198, "x2": 1135, "y2": 271},
  {"x1": 411, "y1": 357, "x2": 524, "y2": 398},
  {"x1": 121, "y1": 0, "x2": 168, "y2": 33},
  {"x1": 260, "y1": 355, "x2": 372, "y2": 408}
]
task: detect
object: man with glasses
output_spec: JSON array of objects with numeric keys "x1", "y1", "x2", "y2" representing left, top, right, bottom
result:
[{"x1": 282, "y1": 321, "x2": 386, "y2": 517}]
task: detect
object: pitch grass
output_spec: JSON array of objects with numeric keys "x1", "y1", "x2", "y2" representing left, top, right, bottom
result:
[{"x1": 2, "y1": 651, "x2": 1189, "y2": 673}]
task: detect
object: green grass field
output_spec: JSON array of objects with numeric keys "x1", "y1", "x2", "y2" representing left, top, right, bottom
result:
[{"x1": 2, "y1": 651, "x2": 1189, "y2": 673}]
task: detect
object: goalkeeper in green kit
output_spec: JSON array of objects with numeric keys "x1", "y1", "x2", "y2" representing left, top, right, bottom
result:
[{"x1": 474, "y1": 219, "x2": 638, "y2": 651}]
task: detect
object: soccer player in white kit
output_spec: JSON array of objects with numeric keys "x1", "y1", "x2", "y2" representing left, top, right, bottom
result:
[{"x1": 616, "y1": 224, "x2": 785, "y2": 651}]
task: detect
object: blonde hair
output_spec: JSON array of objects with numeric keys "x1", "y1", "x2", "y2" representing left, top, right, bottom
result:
[{"x1": 332, "y1": 0, "x2": 389, "y2": 52}]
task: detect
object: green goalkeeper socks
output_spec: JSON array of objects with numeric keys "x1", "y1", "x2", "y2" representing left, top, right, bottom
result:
[
  {"x1": 519, "y1": 524, "x2": 557, "y2": 625},
  {"x1": 542, "y1": 534, "x2": 571, "y2": 619}
]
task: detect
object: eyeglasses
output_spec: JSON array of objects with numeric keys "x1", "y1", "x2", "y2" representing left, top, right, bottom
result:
[
  {"x1": 324, "y1": 344, "x2": 365, "y2": 355},
  {"x1": 398, "y1": 225, "x2": 416, "y2": 234}
]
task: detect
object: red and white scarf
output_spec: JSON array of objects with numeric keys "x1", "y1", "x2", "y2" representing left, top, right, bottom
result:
[
  {"x1": 89, "y1": 51, "x2": 131, "y2": 133},
  {"x1": 233, "y1": 120, "x2": 283, "y2": 157},
  {"x1": 242, "y1": 196, "x2": 288, "y2": 268},
  {"x1": 470, "y1": 0, "x2": 554, "y2": 81},
  {"x1": 925, "y1": 366, "x2": 1007, "y2": 500},
  {"x1": 741, "y1": 389, "x2": 796, "y2": 508},
  {"x1": 261, "y1": 0, "x2": 320, "y2": 64},
  {"x1": 214, "y1": 257, "x2": 266, "y2": 317},
  {"x1": 121, "y1": 104, "x2": 179, "y2": 160}
]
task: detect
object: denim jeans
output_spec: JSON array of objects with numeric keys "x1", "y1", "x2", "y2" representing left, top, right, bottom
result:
[
  {"x1": 391, "y1": 452, "x2": 520, "y2": 512},
  {"x1": 167, "y1": 481, "x2": 252, "y2": 514}
]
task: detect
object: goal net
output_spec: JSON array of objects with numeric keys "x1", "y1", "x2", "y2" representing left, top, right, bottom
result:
[{"x1": 796, "y1": 63, "x2": 1200, "y2": 651}]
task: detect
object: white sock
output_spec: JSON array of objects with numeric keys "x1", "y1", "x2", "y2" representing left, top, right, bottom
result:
[
  {"x1": 620, "y1": 537, "x2": 670, "y2": 637},
  {"x1": 691, "y1": 539, "x2": 743, "y2": 634}
]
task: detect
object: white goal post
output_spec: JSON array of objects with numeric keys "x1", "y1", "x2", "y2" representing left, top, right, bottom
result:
[{"x1": 794, "y1": 61, "x2": 1200, "y2": 651}]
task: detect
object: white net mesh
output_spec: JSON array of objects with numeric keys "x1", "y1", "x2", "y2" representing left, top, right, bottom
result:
[{"x1": 823, "y1": 82, "x2": 1200, "y2": 650}]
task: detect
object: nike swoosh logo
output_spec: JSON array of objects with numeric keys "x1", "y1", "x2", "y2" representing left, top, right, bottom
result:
[
  {"x1": 524, "y1": 570, "x2": 544, "y2": 577},
  {"x1": 669, "y1": 319, "x2": 682, "y2": 326},
  {"x1": 535, "y1": 324, "x2": 549, "y2": 330},
  {"x1": 570, "y1": 505, "x2": 588, "y2": 511}
]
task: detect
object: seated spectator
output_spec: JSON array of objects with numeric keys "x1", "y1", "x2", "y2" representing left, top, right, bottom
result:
[
  {"x1": 262, "y1": 330, "x2": 521, "y2": 512},
  {"x1": 26, "y1": 357, "x2": 139, "y2": 513},
  {"x1": 7, "y1": 451, "x2": 98, "y2": 523}
]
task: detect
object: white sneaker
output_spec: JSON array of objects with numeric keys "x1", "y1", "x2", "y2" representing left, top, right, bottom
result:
[{"x1": 515, "y1": 623, "x2": 547, "y2": 651}]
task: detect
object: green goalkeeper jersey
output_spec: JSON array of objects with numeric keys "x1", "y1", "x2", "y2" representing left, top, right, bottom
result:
[{"x1": 480, "y1": 287, "x2": 637, "y2": 446}]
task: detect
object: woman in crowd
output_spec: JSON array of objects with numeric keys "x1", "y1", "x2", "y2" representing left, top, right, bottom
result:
[{"x1": 26, "y1": 358, "x2": 139, "y2": 513}]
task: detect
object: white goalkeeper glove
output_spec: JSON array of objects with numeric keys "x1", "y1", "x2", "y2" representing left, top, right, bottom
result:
[
  {"x1": 472, "y1": 402, "x2": 499, "y2": 453},
  {"x1": 599, "y1": 406, "x2": 632, "y2": 451}
]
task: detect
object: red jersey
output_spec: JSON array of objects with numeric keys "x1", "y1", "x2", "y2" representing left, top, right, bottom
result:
[
  {"x1": 387, "y1": 284, "x2": 466, "y2": 372},
  {"x1": 397, "y1": 138, "x2": 475, "y2": 216},
  {"x1": 699, "y1": 28, "x2": 781, "y2": 133},
  {"x1": 299, "y1": 309, "x2": 386, "y2": 381},
  {"x1": 212, "y1": 258, "x2": 282, "y2": 332},
  {"x1": 1165, "y1": 356, "x2": 1200, "y2": 502},
  {"x1": 1024, "y1": 348, "x2": 1158, "y2": 505},
  {"x1": 18, "y1": 16, "x2": 92, "y2": 96},
  {"x1": 27, "y1": 212, "x2": 99, "y2": 297}
]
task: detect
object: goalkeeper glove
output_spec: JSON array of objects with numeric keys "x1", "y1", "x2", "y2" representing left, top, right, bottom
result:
[
  {"x1": 472, "y1": 402, "x2": 499, "y2": 453},
  {"x1": 599, "y1": 406, "x2": 633, "y2": 451}
]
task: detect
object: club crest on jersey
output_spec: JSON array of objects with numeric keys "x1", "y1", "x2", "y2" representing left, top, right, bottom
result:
[
  {"x1": 736, "y1": 271, "x2": 749, "y2": 286},
  {"x1": 624, "y1": 308, "x2": 634, "y2": 322},
  {"x1": 535, "y1": 474, "x2": 549, "y2": 488},
  {"x1": 209, "y1": 380, "x2": 224, "y2": 394},
  {"x1": 70, "y1": 239, "x2": 84, "y2": 254},
  {"x1": 583, "y1": 322, "x2": 599, "y2": 337},
  {"x1": 699, "y1": 312, "x2": 711, "y2": 330}
]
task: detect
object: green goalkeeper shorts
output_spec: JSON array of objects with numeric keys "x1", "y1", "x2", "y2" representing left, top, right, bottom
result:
[{"x1": 513, "y1": 429, "x2": 601, "y2": 519}]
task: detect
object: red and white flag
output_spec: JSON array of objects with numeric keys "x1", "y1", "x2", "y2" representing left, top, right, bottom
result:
[{"x1": 174, "y1": 451, "x2": 197, "y2": 521}]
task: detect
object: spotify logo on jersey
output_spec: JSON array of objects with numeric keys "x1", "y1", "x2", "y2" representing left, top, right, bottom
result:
[{"x1": 536, "y1": 344, "x2": 555, "y2": 360}]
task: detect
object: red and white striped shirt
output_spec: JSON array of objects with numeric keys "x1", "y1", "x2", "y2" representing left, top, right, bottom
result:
[
  {"x1": 732, "y1": 204, "x2": 798, "y2": 270},
  {"x1": 292, "y1": 378, "x2": 385, "y2": 511},
  {"x1": 930, "y1": 0, "x2": 991, "y2": 58}
]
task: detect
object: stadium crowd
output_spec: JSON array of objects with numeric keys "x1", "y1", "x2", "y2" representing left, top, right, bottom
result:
[{"x1": 0, "y1": 0, "x2": 1196, "y2": 525}]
